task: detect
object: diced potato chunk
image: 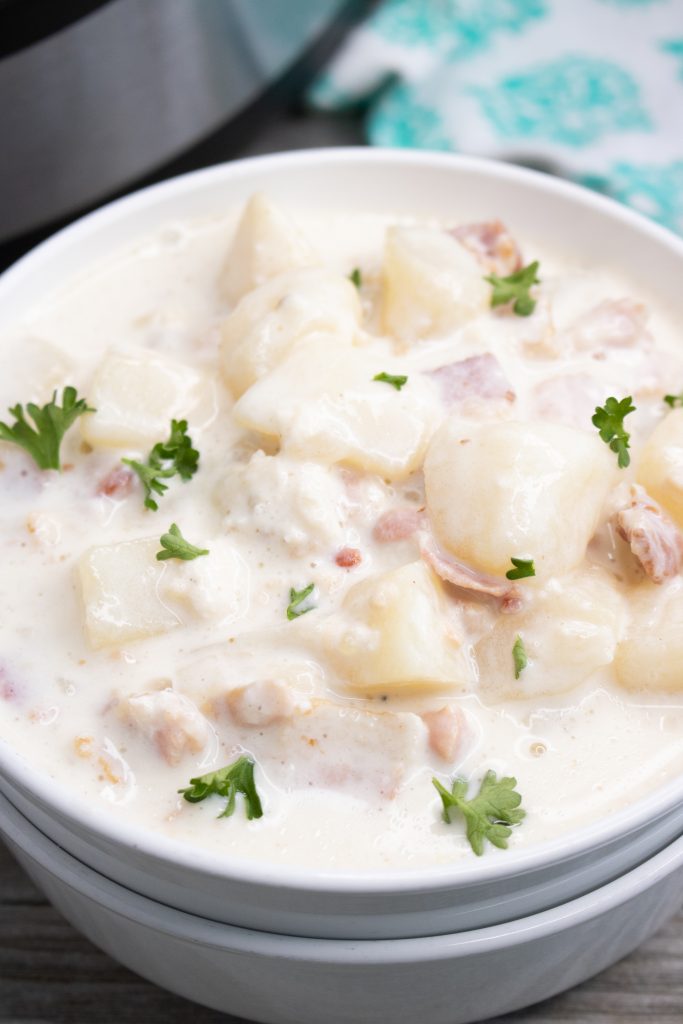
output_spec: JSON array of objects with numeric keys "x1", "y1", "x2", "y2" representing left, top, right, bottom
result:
[
  {"x1": 382, "y1": 226, "x2": 490, "y2": 342},
  {"x1": 221, "y1": 194, "x2": 317, "y2": 305},
  {"x1": 81, "y1": 349, "x2": 210, "y2": 450},
  {"x1": 78, "y1": 538, "x2": 179, "y2": 648},
  {"x1": 637, "y1": 409, "x2": 683, "y2": 529},
  {"x1": 477, "y1": 567, "x2": 625, "y2": 701},
  {"x1": 424, "y1": 417, "x2": 614, "y2": 577},
  {"x1": 234, "y1": 340, "x2": 437, "y2": 481},
  {"x1": 159, "y1": 538, "x2": 249, "y2": 625},
  {"x1": 269, "y1": 700, "x2": 429, "y2": 799},
  {"x1": 615, "y1": 581, "x2": 683, "y2": 692},
  {"x1": 321, "y1": 561, "x2": 474, "y2": 693},
  {"x1": 220, "y1": 268, "x2": 361, "y2": 397}
]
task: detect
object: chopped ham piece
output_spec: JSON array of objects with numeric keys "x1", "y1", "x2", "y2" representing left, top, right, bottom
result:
[
  {"x1": 421, "y1": 705, "x2": 467, "y2": 763},
  {"x1": 568, "y1": 299, "x2": 651, "y2": 353},
  {"x1": 373, "y1": 507, "x2": 424, "y2": 543},
  {"x1": 271, "y1": 700, "x2": 428, "y2": 800},
  {"x1": 120, "y1": 688, "x2": 212, "y2": 765},
  {"x1": 335, "y1": 546, "x2": 362, "y2": 569},
  {"x1": 426, "y1": 353, "x2": 515, "y2": 407},
  {"x1": 226, "y1": 679, "x2": 305, "y2": 728},
  {"x1": 533, "y1": 373, "x2": 607, "y2": 431},
  {"x1": 419, "y1": 533, "x2": 522, "y2": 613},
  {"x1": 614, "y1": 485, "x2": 683, "y2": 584},
  {"x1": 97, "y1": 465, "x2": 135, "y2": 499},
  {"x1": 450, "y1": 221, "x2": 522, "y2": 277}
]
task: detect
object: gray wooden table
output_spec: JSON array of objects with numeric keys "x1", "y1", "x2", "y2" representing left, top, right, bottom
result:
[{"x1": 2, "y1": 838, "x2": 682, "y2": 1024}]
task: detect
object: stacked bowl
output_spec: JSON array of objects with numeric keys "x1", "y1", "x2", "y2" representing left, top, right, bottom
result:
[{"x1": 2, "y1": 150, "x2": 683, "y2": 1023}]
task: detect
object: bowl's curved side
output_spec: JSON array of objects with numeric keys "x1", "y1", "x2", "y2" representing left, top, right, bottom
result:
[
  {"x1": 2, "y1": 787, "x2": 683, "y2": 1024},
  {"x1": 2, "y1": 148, "x2": 683, "y2": 918}
]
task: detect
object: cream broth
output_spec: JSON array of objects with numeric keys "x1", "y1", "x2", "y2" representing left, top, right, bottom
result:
[{"x1": 2, "y1": 197, "x2": 683, "y2": 869}]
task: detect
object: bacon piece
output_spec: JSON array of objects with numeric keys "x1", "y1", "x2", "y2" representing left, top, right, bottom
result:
[
  {"x1": 614, "y1": 485, "x2": 683, "y2": 584},
  {"x1": 450, "y1": 220, "x2": 522, "y2": 276},
  {"x1": 427, "y1": 353, "x2": 515, "y2": 407},
  {"x1": 568, "y1": 299, "x2": 651, "y2": 353},
  {"x1": 420, "y1": 533, "x2": 522, "y2": 613},
  {"x1": 421, "y1": 705, "x2": 467, "y2": 762},
  {"x1": 373, "y1": 507, "x2": 424, "y2": 543},
  {"x1": 226, "y1": 679, "x2": 304, "y2": 728},
  {"x1": 97, "y1": 464, "x2": 135, "y2": 499},
  {"x1": 335, "y1": 546, "x2": 362, "y2": 569},
  {"x1": 120, "y1": 688, "x2": 212, "y2": 766}
]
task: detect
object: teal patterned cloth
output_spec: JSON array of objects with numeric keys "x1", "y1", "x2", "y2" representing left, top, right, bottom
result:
[{"x1": 310, "y1": 0, "x2": 683, "y2": 234}]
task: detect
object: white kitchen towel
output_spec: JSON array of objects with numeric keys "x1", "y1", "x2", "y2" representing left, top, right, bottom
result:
[{"x1": 311, "y1": 0, "x2": 683, "y2": 233}]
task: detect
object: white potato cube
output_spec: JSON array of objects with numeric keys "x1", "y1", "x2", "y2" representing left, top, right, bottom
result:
[
  {"x1": 382, "y1": 226, "x2": 490, "y2": 342},
  {"x1": 637, "y1": 409, "x2": 683, "y2": 530},
  {"x1": 78, "y1": 538, "x2": 179, "y2": 648},
  {"x1": 81, "y1": 349, "x2": 211, "y2": 450},
  {"x1": 321, "y1": 561, "x2": 474, "y2": 693},
  {"x1": 220, "y1": 267, "x2": 361, "y2": 397},
  {"x1": 424, "y1": 417, "x2": 614, "y2": 577},
  {"x1": 477, "y1": 567, "x2": 625, "y2": 701},
  {"x1": 615, "y1": 581, "x2": 683, "y2": 692},
  {"x1": 159, "y1": 538, "x2": 250, "y2": 625},
  {"x1": 220, "y1": 194, "x2": 317, "y2": 305},
  {"x1": 234, "y1": 340, "x2": 437, "y2": 481}
]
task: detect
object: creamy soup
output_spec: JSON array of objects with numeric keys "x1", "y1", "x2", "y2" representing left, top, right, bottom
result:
[{"x1": 2, "y1": 195, "x2": 683, "y2": 869}]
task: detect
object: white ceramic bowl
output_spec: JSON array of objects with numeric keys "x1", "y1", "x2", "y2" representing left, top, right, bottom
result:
[
  {"x1": 2, "y1": 149, "x2": 683, "y2": 940},
  {"x1": 2, "y1": 786, "x2": 683, "y2": 1024}
]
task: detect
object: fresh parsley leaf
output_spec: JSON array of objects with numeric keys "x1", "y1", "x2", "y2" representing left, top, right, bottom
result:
[
  {"x1": 512, "y1": 635, "x2": 527, "y2": 680},
  {"x1": 433, "y1": 770, "x2": 525, "y2": 856},
  {"x1": 123, "y1": 418, "x2": 199, "y2": 510},
  {"x1": 373, "y1": 372, "x2": 408, "y2": 391},
  {"x1": 179, "y1": 756, "x2": 263, "y2": 820},
  {"x1": 485, "y1": 260, "x2": 540, "y2": 316},
  {"x1": 664, "y1": 393, "x2": 683, "y2": 409},
  {"x1": 156, "y1": 523, "x2": 209, "y2": 562},
  {"x1": 287, "y1": 583, "x2": 315, "y2": 620},
  {"x1": 349, "y1": 267, "x2": 362, "y2": 288},
  {"x1": 592, "y1": 396, "x2": 636, "y2": 469},
  {"x1": 0, "y1": 387, "x2": 94, "y2": 471},
  {"x1": 506, "y1": 557, "x2": 535, "y2": 581}
]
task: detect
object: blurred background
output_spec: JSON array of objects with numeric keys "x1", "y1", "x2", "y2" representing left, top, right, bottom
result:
[{"x1": 1, "y1": 0, "x2": 681, "y2": 260}]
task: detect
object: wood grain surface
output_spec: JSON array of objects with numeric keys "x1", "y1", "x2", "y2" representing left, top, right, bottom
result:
[{"x1": 2, "y1": 838, "x2": 682, "y2": 1024}]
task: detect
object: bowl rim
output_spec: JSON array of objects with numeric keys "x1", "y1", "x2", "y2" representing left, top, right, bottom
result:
[
  {"x1": 2, "y1": 146, "x2": 683, "y2": 895},
  {"x1": 2, "y1": 783, "x2": 682, "y2": 961}
]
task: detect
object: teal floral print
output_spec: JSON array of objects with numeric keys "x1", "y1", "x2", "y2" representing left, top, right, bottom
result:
[
  {"x1": 471, "y1": 56, "x2": 652, "y2": 147},
  {"x1": 661, "y1": 40, "x2": 683, "y2": 81},
  {"x1": 607, "y1": 162, "x2": 683, "y2": 233},
  {"x1": 368, "y1": 83, "x2": 453, "y2": 150},
  {"x1": 370, "y1": 0, "x2": 547, "y2": 59}
]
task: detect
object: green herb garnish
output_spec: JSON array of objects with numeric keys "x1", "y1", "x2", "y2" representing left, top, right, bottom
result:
[
  {"x1": 123, "y1": 418, "x2": 199, "y2": 511},
  {"x1": 156, "y1": 523, "x2": 209, "y2": 562},
  {"x1": 664, "y1": 393, "x2": 683, "y2": 409},
  {"x1": 287, "y1": 583, "x2": 315, "y2": 620},
  {"x1": 349, "y1": 267, "x2": 362, "y2": 288},
  {"x1": 0, "y1": 387, "x2": 94, "y2": 470},
  {"x1": 512, "y1": 635, "x2": 527, "y2": 680},
  {"x1": 592, "y1": 396, "x2": 636, "y2": 469},
  {"x1": 485, "y1": 260, "x2": 540, "y2": 316},
  {"x1": 506, "y1": 557, "x2": 536, "y2": 581},
  {"x1": 433, "y1": 770, "x2": 525, "y2": 856},
  {"x1": 373, "y1": 372, "x2": 408, "y2": 391},
  {"x1": 179, "y1": 756, "x2": 263, "y2": 820}
]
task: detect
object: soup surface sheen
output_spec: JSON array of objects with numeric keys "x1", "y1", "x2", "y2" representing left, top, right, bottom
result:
[{"x1": 2, "y1": 196, "x2": 683, "y2": 869}]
